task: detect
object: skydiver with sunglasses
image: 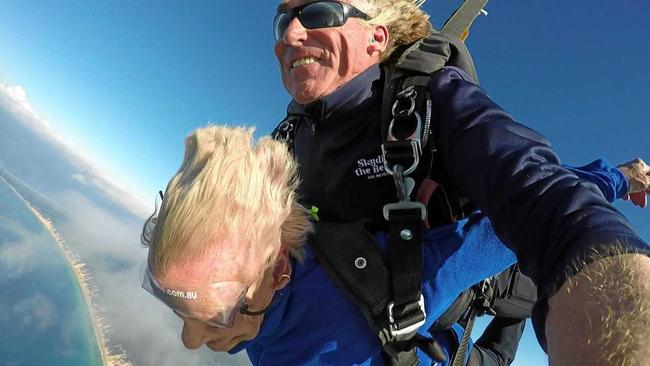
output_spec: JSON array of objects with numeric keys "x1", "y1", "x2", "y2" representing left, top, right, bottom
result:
[
  {"x1": 267, "y1": 0, "x2": 650, "y2": 365},
  {"x1": 136, "y1": 1, "x2": 650, "y2": 365},
  {"x1": 140, "y1": 126, "x2": 647, "y2": 366}
]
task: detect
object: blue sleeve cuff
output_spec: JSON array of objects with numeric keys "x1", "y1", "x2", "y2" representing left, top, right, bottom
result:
[{"x1": 562, "y1": 159, "x2": 629, "y2": 202}]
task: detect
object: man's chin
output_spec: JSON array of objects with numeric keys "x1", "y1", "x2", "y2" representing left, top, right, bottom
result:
[
  {"x1": 291, "y1": 88, "x2": 322, "y2": 105},
  {"x1": 287, "y1": 79, "x2": 329, "y2": 105}
]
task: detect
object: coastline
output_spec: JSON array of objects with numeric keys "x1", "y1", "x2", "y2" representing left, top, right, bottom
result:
[
  {"x1": 2, "y1": 174, "x2": 132, "y2": 366},
  {"x1": 25, "y1": 206, "x2": 119, "y2": 366}
]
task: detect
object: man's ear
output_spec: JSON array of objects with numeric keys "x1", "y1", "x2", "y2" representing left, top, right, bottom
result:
[
  {"x1": 272, "y1": 248, "x2": 292, "y2": 291},
  {"x1": 368, "y1": 24, "x2": 389, "y2": 54}
]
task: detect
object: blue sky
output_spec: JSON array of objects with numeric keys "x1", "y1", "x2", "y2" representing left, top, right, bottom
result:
[{"x1": 1, "y1": 1, "x2": 648, "y2": 364}]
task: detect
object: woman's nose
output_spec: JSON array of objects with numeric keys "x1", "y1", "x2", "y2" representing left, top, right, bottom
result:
[{"x1": 180, "y1": 318, "x2": 214, "y2": 350}]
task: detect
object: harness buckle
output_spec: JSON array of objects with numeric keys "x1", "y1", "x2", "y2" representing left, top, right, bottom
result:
[
  {"x1": 383, "y1": 164, "x2": 427, "y2": 220},
  {"x1": 381, "y1": 140, "x2": 421, "y2": 176},
  {"x1": 473, "y1": 278, "x2": 497, "y2": 316},
  {"x1": 383, "y1": 202, "x2": 427, "y2": 221},
  {"x1": 387, "y1": 294, "x2": 426, "y2": 339},
  {"x1": 382, "y1": 86, "x2": 423, "y2": 176}
]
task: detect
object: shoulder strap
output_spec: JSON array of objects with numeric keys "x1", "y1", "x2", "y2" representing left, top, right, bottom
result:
[
  {"x1": 308, "y1": 221, "x2": 391, "y2": 323},
  {"x1": 373, "y1": 9, "x2": 487, "y2": 362},
  {"x1": 395, "y1": 31, "x2": 479, "y2": 84},
  {"x1": 308, "y1": 221, "x2": 446, "y2": 365}
]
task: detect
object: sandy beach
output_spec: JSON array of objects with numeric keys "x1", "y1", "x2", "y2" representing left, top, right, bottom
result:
[{"x1": 19, "y1": 192, "x2": 132, "y2": 366}]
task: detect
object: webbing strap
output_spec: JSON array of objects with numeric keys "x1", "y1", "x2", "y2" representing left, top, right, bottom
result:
[
  {"x1": 442, "y1": 0, "x2": 489, "y2": 41},
  {"x1": 388, "y1": 208, "x2": 424, "y2": 308},
  {"x1": 451, "y1": 310, "x2": 477, "y2": 366},
  {"x1": 385, "y1": 334, "x2": 448, "y2": 366}
]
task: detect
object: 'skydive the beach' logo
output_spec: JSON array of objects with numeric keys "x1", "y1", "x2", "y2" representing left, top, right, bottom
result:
[
  {"x1": 166, "y1": 289, "x2": 198, "y2": 300},
  {"x1": 355, "y1": 154, "x2": 389, "y2": 180}
]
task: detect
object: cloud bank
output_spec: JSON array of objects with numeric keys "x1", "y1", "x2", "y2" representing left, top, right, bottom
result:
[
  {"x1": 0, "y1": 83, "x2": 150, "y2": 219},
  {"x1": 0, "y1": 84, "x2": 248, "y2": 365}
]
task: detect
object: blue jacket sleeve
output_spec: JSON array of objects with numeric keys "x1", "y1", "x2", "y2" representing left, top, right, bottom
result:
[
  {"x1": 563, "y1": 159, "x2": 629, "y2": 202},
  {"x1": 428, "y1": 67, "x2": 650, "y2": 347}
]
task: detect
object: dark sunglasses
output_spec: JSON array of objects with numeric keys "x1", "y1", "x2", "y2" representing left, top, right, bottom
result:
[{"x1": 274, "y1": 1, "x2": 371, "y2": 41}]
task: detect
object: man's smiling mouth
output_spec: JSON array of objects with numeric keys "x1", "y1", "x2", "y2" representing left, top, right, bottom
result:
[{"x1": 291, "y1": 56, "x2": 319, "y2": 69}]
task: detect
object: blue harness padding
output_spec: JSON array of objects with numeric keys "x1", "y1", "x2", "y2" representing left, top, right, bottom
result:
[{"x1": 232, "y1": 214, "x2": 516, "y2": 366}]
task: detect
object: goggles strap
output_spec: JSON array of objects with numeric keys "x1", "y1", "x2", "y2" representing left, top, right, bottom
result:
[{"x1": 239, "y1": 282, "x2": 285, "y2": 317}]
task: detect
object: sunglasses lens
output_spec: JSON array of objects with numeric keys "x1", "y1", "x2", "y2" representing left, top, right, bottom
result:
[
  {"x1": 300, "y1": 2, "x2": 344, "y2": 29},
  {"x1": 274, "y1": 12, "x2": 292, "y2": 40},
  {"x1": 274, "y1": 2, "x2": 347, "y2": 40}
]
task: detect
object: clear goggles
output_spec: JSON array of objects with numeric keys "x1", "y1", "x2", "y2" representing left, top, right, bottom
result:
[
  {"x1": 139, "y1": 191, "x2": 269, "y2": 327},
  {"x1": 140, "y1": 261, "x2": 249, "y2": 328}
]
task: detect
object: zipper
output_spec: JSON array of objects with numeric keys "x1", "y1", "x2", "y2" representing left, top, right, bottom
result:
[{"x1": 308, "y1": 118, "x2": 322, "y2": 212}]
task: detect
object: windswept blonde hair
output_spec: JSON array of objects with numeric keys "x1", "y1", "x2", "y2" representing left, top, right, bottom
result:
[
  {"x1": 146, "y1": 125, "x2": 311, "y2": 278},
  {"x1": 355, "y1": 0, "x2": 433, "y2": 61}
]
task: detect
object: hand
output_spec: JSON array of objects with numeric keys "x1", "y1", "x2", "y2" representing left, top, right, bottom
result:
[{"x1": 618, "y1": 158, "x2": 650, "y2": 208}]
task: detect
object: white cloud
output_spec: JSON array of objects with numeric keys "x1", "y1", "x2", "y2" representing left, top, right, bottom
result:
[
  {"x1": 71, "y1": 173, "x2": 88, "y2": 185},
  {"x1": 0, "y1": 219, "x2": 54, "y2": 278},
  {"x1": 46, "y1": 189, "x2": 246, "y2": 365},
  {"x1": 12, "y1": 293, "x2": 57, "y2": 331},
  {"x1": 0, "y1": 83, "x2": 151, "y2": 218},
  {"x1": 0, "y1": 83, "x2": 66, "y2": 147},
  {"x1": 55, "y1": 190, "x2": 146, "y2": 261},
  {"x1": 4, "y1": 85, "x2": 41, "y2": 123},
  {"x1": 0, "y1": 83, "x2": 246, "y2": 365}
]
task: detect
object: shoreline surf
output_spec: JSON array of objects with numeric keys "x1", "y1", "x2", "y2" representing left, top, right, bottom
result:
[{"x1": 2, "y1": 175, "x2": 132, "y2": 366}]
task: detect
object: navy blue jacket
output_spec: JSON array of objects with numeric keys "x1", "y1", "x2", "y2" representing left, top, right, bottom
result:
[{"x1": 281, "y1": 65, "x2": 649, "y2": 348}]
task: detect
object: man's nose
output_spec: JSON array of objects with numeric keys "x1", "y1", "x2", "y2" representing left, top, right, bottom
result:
[
  {"x1": 282, "y1": 17, "x2": 307, "y2": 45},
  {"x1": 180, "y1": 318, "x2": 213, "y2": 350}
]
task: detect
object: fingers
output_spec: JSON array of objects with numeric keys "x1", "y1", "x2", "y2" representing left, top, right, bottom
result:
[
  {"x1": 630, "y1": 191, "x2": 648, "y2": 208},
  {"x1": 618, "y1": 157, "x2": 650, "y2": 195}
]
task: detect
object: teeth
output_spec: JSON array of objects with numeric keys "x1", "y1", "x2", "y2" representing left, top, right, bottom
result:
[{"x1": 292, "y1": 57, "x2": 318, "y2": 68}]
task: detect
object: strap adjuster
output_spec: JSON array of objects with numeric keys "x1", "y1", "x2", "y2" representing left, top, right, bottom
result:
[
  {"x1": 383, "y1": 201, "x2": 427, "y2": 221},
  {"x1": 387, "y1": 294, "x2": 426, "y2": 338},
  {"x1": 381, "y1": 141, "x2": 422, "y2": 176}
]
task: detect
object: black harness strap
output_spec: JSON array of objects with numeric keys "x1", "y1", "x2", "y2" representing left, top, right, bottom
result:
[
  {"x1": 379, "y1": 63, "x2": 438, "y2": 365},
  {"x1": 307, "y1": 221, "x2": 446, "y2": 365},
  {"x1": 387, "y1": 207, "x2": 424, "y2": 320},
  {"x1": 308, "y1": 221, "x2": 391, "y2": 324},
  {"x1": 451, "y1": 308, "x2": 478, "y2": 366},
  {"x1": 395, "y1": 32, "x2": 479, "y2": 84}
]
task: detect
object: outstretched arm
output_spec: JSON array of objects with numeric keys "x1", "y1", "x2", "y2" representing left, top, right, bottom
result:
[
  {"x1": 430, "y1": 67, "x2": 650, "y2": 364},
  {"x1": 546, "y1": 254, "x2": 650, "y2": 365},
  {"x1": 563, "y1": 157, "x2": 650, "y2": 206}
]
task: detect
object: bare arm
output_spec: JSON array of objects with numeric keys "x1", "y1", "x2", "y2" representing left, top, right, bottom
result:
[{"x1": 546, "y1": 254, "x2": 650, "y2": 366}]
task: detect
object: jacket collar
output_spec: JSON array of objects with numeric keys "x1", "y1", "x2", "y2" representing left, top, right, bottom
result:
[{"x1": 287, "y1": 64, "x2": 382, "y2": 124}]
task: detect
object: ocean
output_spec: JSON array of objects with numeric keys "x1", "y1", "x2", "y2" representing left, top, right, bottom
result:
[{"x1": 0, "y1": 178, "x2": 103, "y2": 366}]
